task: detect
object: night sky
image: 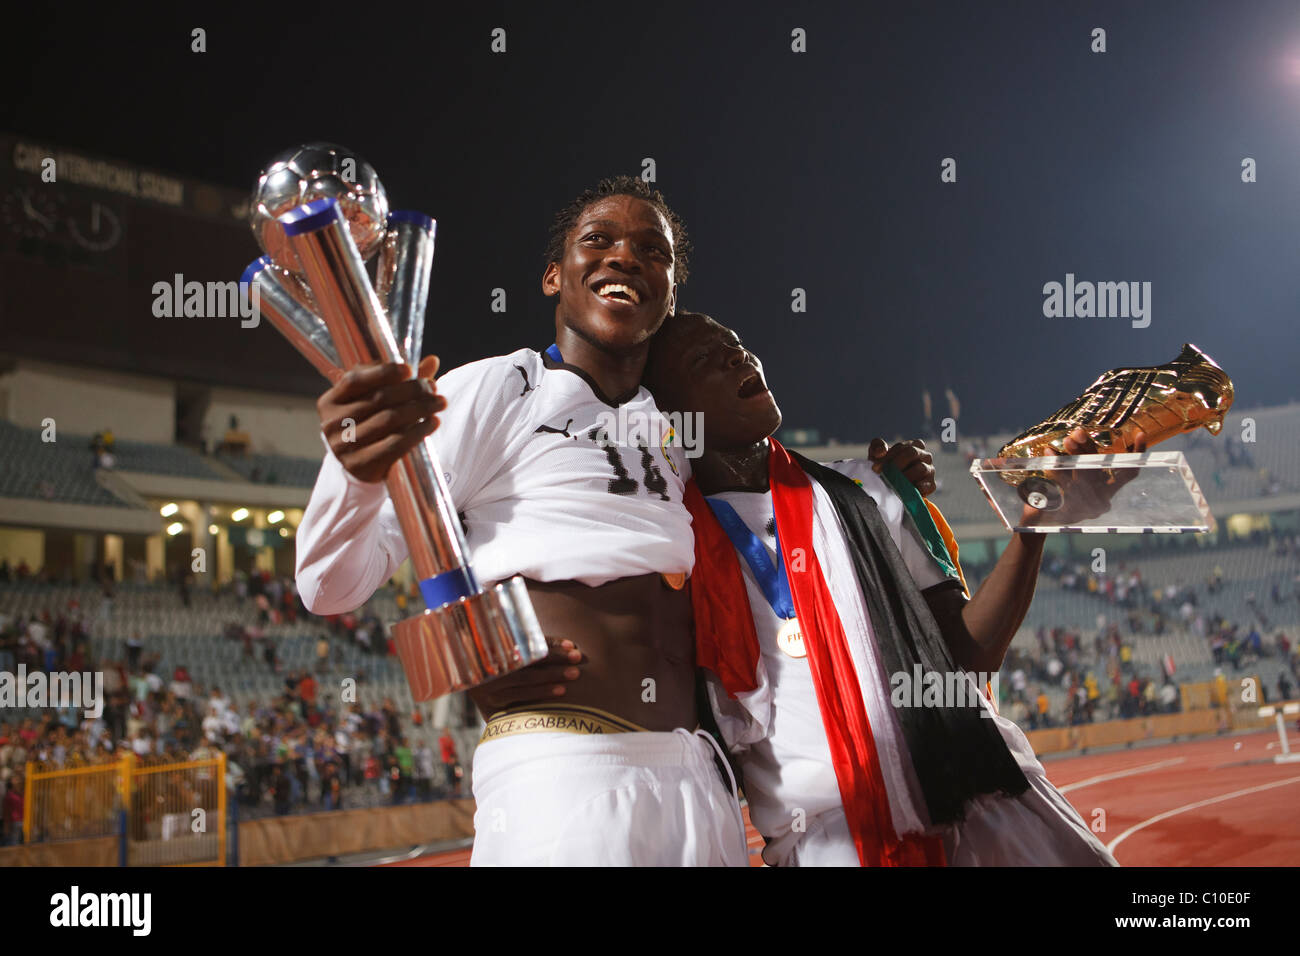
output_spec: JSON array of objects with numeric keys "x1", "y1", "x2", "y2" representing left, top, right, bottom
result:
[{"x1": 5, "y1": 1, "x2": 1298, "y2": 441}]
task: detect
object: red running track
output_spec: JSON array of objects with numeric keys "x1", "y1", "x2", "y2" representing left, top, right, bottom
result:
[
  {"x1": 1045, "y1": 729, "x2": 1300, "y2": 866},
  {"x1": 383, "y1": 730, "x2": 1300, "y2": 867}
]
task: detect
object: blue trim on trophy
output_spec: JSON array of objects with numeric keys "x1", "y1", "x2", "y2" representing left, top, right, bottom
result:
[
  {"x1": 279, "y1": 197, "x2": 341, "y2": 235},
  {"x1": 389, "y1": 210, "x2": 434, "y2": 231},
  {"x1": 240, "y1": 256, "x2": 270, "y2": 286},
  {"x1": 544, "y1": 343, "x2": 563, "y2": 363},
  {"x1": 418, "y1": 567, "x2": 478, "y2": 610}
]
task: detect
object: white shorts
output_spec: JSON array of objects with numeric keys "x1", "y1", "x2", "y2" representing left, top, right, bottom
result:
[
  {"x1": 774, "y1": 771, "x2": 1117, "y2": 867},
  {"x1": 469, "y1": 728, "x2": 749, "y2": 867},
  {"x1": 941, "y1": 771, "x2": 1118, "y2": 867}
]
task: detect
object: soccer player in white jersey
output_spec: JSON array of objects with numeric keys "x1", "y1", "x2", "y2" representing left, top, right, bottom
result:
[
  {"x1": 642, "y1": 310, "x2": 1141, "y2": 866},
  {"x1": 294, "y1": 177, "x2": 755, "y2": 866}
]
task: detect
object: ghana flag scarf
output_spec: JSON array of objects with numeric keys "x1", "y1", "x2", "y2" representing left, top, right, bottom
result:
[{"x1": 683, "y1": 437, "x2": 1028, "y2": 866}]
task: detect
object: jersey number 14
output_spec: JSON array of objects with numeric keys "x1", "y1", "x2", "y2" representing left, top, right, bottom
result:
[{"x1": 589, "y1": 426, "x2": 670, "y2": 501}]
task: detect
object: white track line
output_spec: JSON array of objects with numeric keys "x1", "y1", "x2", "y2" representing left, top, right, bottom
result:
[
  {"x1": 1266, "y1": 739, "x2": 1300, "y2": 750},
  {"x1": 1058, "y1": 758, "x2": 1187, "y2": 794},
  {"x1": 1105, "y1": 775, "x2": 1300, "y2": 856}
]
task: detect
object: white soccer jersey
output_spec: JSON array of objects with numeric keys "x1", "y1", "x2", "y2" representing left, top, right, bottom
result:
[
  {"x1": 705, "y1": 458, "x2": 1113, "y2": 866},
  {"x1": 704, "y1": 458, "x2": 958, "y2": 862},
  {"x1": 296, "y1": 347, "x2": 694, "y2": 614}
]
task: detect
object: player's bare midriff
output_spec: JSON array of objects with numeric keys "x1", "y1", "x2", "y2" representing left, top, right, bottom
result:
[{"x1": 468, "y1": 572, "x2": 698, "y2": 732}]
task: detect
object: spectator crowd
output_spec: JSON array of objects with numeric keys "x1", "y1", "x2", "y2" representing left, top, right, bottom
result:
[
  {"x1": 0, "y1": 574, "x2": 468, "y2": 847},
  {"x1": 978, "y1": 533, "x2": 1300, "y2": 728}
]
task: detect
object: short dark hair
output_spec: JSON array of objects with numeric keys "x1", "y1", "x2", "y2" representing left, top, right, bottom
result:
[
  {"x1": 544, "y1": 175, "x2": 691, "y2": 284},
  {"x1": 643, "y1": 310, "x2": 713, "y2": 404}
]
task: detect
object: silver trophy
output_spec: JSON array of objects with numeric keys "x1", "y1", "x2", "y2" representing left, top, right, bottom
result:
[{"x1": 241, "y1": 143, "x2": 547, "y2": 701}]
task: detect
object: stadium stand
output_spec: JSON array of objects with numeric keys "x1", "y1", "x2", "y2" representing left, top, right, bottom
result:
[
  {"x1": 4, "y1": 392, "x2": 1299, "y2": 848},
  {"x1": 213, "y1": 451, "x2": 321, "y2": 488},
  {"x1": 108, "y1": 436, "x2": 227, "y2": 480},
  {"x1": 0, "y1": 574, "x2": 479, "y2": 844},
  {"x1": 981, "y1": 531, "x2": 1300, "y2": 727},
  {"x1": 0, "y1": 422, "x2": 133, "y2": 507}
]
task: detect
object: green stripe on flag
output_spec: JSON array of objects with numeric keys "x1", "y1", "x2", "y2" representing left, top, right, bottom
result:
[{"x1": 879, "y1": 463, "x2": 959, "y2": 581}]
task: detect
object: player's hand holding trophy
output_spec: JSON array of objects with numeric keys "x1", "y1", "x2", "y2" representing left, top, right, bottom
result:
[
  {"x1": 240, "y1": 143, "x2": 547, "y2": 701},
  {"x1": 971, "y1": 344, "x2": 1235, "y2": 533}
]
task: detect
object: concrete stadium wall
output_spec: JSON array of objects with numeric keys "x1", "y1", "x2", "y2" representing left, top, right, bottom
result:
[
  {"x1": 0, "y1": 526, "x2": 45, "y2": 567},
  {"x1": 0, "y1": 835, "x2": 118, "y2": 867},
  {"x1": 1229, "y1": 707, "x2": 1296, "y2": 731},
  {"x1": 238, "y1": 798, "x2": 476, "y2": 866},
  {"x1": 0, "y1": 799, "x2": 476, "y2": 867},
  {"x1": 1025, "y1": 708, "x2": 1228, "y2": 756},
  {"x1": 0, "y1": 357, "x2": 323, "y2": 461},
  {"x1": 203, "y1": 387, "x2": 323, "y2": 461},
  {"x1": 0, "y1": 359, "x2": 174, "y2": 443}
]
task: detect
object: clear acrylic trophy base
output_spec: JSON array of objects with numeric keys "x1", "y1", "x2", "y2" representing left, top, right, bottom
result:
[
  {"x1": 391, "y1": 576, "x2": 548, "y2": 702},
  {"x1": 970, "y1": 451, "x2": 1214, "y2": 534}
]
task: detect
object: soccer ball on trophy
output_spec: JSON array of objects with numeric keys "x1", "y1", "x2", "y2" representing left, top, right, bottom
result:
[
  {"x1": 241, "y1": 142, "x2": 549, "y2": 702},
  {"x1": 249, "y1": 142, "x2": 389, "y2": 273}
]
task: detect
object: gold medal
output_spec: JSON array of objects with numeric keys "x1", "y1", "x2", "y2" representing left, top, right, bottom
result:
[
  {"x1": 777, "y1": 618, "x2": 806, "y2": 658},
  {"x1": 661, "y1": 571, "x2": 687, "y2": 591}
]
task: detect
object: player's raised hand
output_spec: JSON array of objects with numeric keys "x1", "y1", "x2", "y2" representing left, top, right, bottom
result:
[
  {"x1": 317, "y1": 355, "x2": 446, "y2": 483},
  {"x1": 1019, "y1": 427, "x2": 1149, "y2": 527},
  {"x1": 471, "y1": 639, "x2": 586, "y2": 713},
  {"x1": 868, "y1": 437, "x2": 936, "y2": 496}
]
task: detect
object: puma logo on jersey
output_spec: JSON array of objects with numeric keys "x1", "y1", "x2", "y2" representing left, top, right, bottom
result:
[
  {"x1": 535, "y1": 418, "x2": 576, "y2": 438},
  {"x1": 513, "y1": 365, "x2": 538, "y2": 397}
]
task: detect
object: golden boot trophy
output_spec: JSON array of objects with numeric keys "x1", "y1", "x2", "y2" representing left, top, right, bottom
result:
[{"x1": 971, "y1": 344, "x2": 1235, "y2": 532}]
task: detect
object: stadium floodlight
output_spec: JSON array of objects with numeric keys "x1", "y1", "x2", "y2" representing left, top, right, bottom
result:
[
  {"x1": 231, "y1": 508, "x2": 249, "y2": 521},
  {"x1": 159, "y1": 502, "x2": 179, "y2": 517},
  {"x1": 267, "y1": 510, "x2": 284, "y2": 524},
  {"x1": 165, "y1": 522, "x2": 184, "y2": 536}
]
